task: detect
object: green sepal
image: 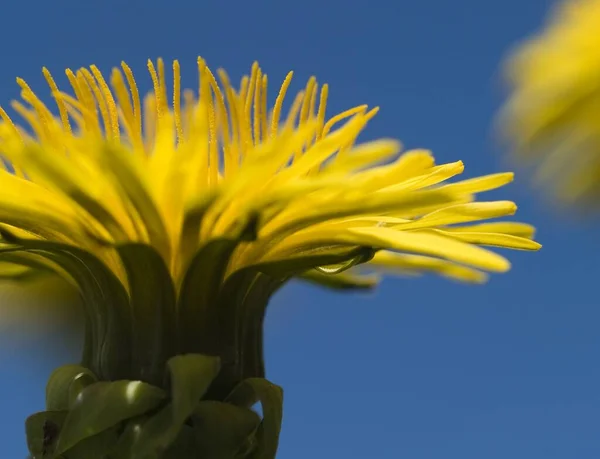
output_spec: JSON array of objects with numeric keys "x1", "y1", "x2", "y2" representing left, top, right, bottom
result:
[
  {"x1": 67, "y1": 372, "x2": 98, "y2": 409},
  {"x1": 178, "y1": 237, "x2": 240, "y2": 356},
  {"x1": 26, "y1": 412, "x2": 120, "y2": 459},
  {"x1": 110, "y1": 420, "x2": 198, "y2": 459},
  {"x1": 250, "y1": 246, "x2": 375, "y2": 278},
  {"x1": 177, "y1": 215, "x2": 259, "y2": 356},
  {"x1": 226, "y1": 378, "x2": 284, "y2": 459},
  {"x1": 0, "y1": 266, "x2": 52, "y2": 282},
  {"x1": 210, "y1": 273, "x2": 283, "y2": 399},
  {"x1": 162, "y1": 425, "x2": 199, "y2": 459},
  {"x1": 116, "y1": 243, "x2": 177, "y2": 387},
  {"x1": 0, "y1": 252, "x2": 55, "y2": 278},
  {"x1": 130, "y1": 354, "x2": 221, "y2": 458},
  {"x1": 60, "y1": 425, "x2": 120, "y2": 459},
  {"x1": 25, "y1": 410, "x2": 67, "y2": 459},
  {"x1": 0, "y1": 230, "x2": 132, "y2": 380},
  {"x1": 109, "y1": 416, "x2": 151, "y2": 459},
  {"x1": 178, "y1": 190, "x2": 220, "y2": 270},
  {"x1": 211, "y1": 247, "x2": 373, "y2": 398},
  {"x1": 299, "y1": 270, "x2": 379, "y2": 290},
  {"x1": 46, "y1": 365, "x2": 97, "y2": 411},
  {"x1": 54, "y1": 380, "x2": 166, "y2": 456},
  {"x1": 191, "y1": 401, "x2": 261, "y2": 458}
]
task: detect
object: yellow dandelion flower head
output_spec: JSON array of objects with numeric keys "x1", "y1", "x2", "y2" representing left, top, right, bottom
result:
[
  {"x1": 501, "y1": 0, "x2": 600, "y2": 209},
  {"x1": 0, "y1": 57, "x2": 539, "y2": 385}
]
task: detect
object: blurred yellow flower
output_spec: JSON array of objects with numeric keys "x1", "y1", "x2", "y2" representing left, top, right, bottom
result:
[{"x1": 501, "y1": 0, "x2": 600, "y2": 209}]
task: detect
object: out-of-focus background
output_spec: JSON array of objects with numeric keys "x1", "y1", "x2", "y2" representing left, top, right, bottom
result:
[{"x1": 1, "y1": 1, "x2": 599, "y2": 458}]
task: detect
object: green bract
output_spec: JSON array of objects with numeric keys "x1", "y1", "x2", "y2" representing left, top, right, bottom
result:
[{"x1": 27, "y1": 355, "x2": 282, "y2": 459}]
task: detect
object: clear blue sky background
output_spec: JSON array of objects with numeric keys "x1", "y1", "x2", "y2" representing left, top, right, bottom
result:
[{"x1": 1, "y1": 0, "x2": 599, "y2": 458}]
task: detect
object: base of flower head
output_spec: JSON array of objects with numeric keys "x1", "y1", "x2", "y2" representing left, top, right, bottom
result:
[{"x1": 26, "y1": 354, "x2": 283, "y2": 459}]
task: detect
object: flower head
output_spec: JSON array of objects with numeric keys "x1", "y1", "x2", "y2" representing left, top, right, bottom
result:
[
  {"x1": 500, "y1": 0, "x2": 600, "y2": 210},
  {"x1": 0, "y1": 58, "x2": 539, "y2": 388}
]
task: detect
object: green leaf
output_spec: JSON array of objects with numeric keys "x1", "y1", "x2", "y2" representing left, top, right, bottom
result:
[
  {"x1": 131, "y1": 354, "x2": 221, "y2": 458},
  {"x1": 116, "y1": 243, "x2": 177, "y2": 387},
  {"x1": 177, "y1": 215, "x2": 259, "y2": 356},
  {"x1": 25, "y1": 410, "x2": 67, "y2": 459},
  {"x1": 191, "y1": 401, "x2": 261, "y2": 459},
  {"x1": 54, "y1": 380, "x2": 166, "y2": 456},
  {"x1": 226, "y1": 378, "x2": 284, "y2": 459},
  {"x1": 46, "y1": 365, "x2": 97, "y2": 411}
]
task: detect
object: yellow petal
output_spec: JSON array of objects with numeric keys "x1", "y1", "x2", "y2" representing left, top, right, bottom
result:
[
  {"x1": 442, "y1": 222, "x2": 537, "y2": 238},
  {"x1": 321, "y1": 139, "x2": 402, "y2": 174},
  {"x1": 384, "y1": 160, "x2": 464, "y2": 192},
  {"x1": 17, "y1": 144, "x2": 133, "y2": 242},
  {"x1": 439, "y1": 172, "x2": 514, "y2": 194},
  {"x1": 394, "y1": 201, "x2": 517, "y2": 230},
  {"x1": 352, "y1": 149, "x2": 437, "y2": 192},
  {"x1": 0, "y1": 171, "x2": 99, "y2": 245},
  {"x1": 276, "y1": 113, "x2": 368, "y2": 180},
  {"x1": 98, "y1": 143, "x2": 170, "y2": 260},
  {"x1": 433, "y1": 229, "x2": 541, "y2": 250},
  {"x1": 261, "y1": 189, "x2": 460, "y2": 241},
  {"x1": 344, "y1": 227, "x2": 511, "y2": 272},
  {"x1": 369, "y1": 251, "x2": 488, "y2": 283}
]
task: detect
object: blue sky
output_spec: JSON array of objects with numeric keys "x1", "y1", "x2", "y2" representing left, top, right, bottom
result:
[{"x1": 1, "y1": 0, "x2": 599, "y2": 458}]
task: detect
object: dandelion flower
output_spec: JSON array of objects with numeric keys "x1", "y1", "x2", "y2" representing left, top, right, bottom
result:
[
  {"x1": 1, "y1": 58, "x2": 539, "y2": 458},
  {"x1": 500, "y1": 0, "x2": 600, "y2": 210}
]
